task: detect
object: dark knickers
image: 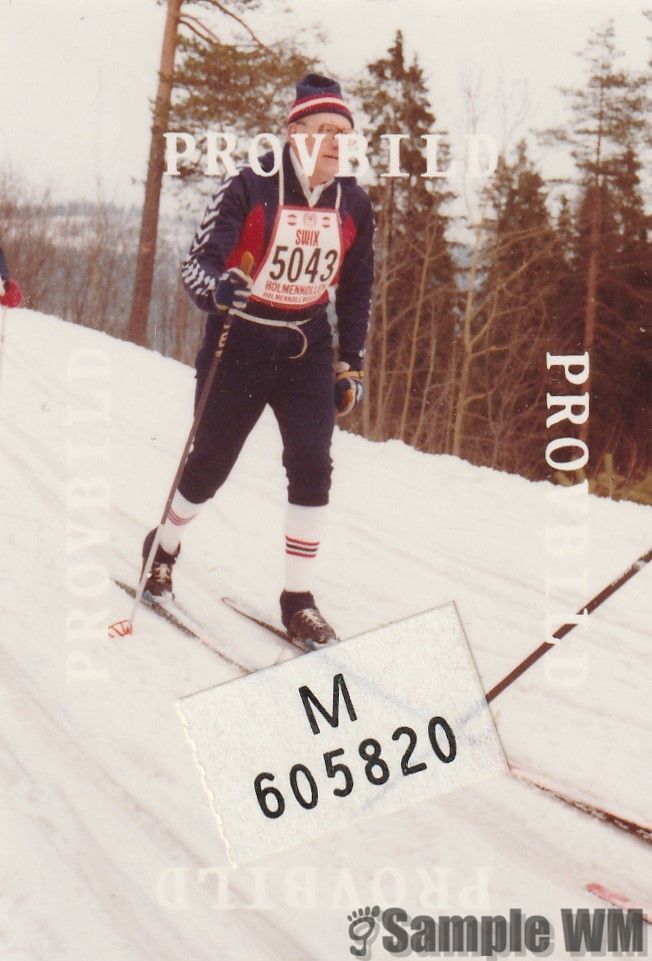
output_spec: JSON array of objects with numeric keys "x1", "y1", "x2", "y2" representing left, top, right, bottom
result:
[{"x1": 179, "y1": 312, "x2": 335, "y2": 507}]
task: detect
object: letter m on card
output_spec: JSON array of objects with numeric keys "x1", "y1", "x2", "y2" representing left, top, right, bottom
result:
[{"x1": 299, "y1": 673, "x2": 358, "y2": 734}]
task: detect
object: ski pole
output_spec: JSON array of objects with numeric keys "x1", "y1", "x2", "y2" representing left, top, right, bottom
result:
[
  {"x1": 485, "y1": 547, "x2": 651, "y2": 702},
  {"x1": 110, "y1": 251, "x2": 254, "y2": 638}
]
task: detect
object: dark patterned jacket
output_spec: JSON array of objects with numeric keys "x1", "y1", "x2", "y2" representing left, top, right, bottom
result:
[{"x1": 181, "y1": 144, "x2": 374, "y2": 369}]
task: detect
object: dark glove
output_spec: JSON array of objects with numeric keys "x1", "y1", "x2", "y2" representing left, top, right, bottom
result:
[
  {"x1": 0, "y1": 279, "x2": 22, "y2": 308},
  {"x1": 334, "y1": 362, "x2": 364, "y2": 416},
  {"x1": 212, "y1": 266, "x2": 252, "y2": 313}
]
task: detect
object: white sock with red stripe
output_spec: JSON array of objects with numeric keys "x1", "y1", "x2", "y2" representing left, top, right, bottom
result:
[
  {"x1": 160, "y1": 491, "x2": 203, "y2": 554},
  {"x1": 284, "y1": 503, "x2": 324, "y2": 592}
]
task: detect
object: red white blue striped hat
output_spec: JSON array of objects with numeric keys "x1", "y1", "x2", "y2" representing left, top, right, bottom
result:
[{"x1": 288, "y1": 73, "x2": 354, "y2": 128}]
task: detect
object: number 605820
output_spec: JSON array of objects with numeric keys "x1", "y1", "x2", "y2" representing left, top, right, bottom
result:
[{"x1": 253, "y1": 715, "x2": 456, "y2": 819}]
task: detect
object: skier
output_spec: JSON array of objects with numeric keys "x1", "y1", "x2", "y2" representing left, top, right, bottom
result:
[
  {"x1": 0, "y1": 245, "x2": 22, "y2": 307},
  {"x1": 140, "y1": 74, "x2": 374, "y2": 646}
]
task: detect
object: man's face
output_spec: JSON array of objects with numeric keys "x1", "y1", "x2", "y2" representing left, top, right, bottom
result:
[{"x1": 288, "y1": 111, "x2": 353, "y2": 185}]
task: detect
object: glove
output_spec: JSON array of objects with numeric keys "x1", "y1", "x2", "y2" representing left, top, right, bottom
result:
[
  {"x1": 212, "y1": 267, "x2": 252, "y2": 313},
  {"x1": 0, "y1": 279, "x2": 22, "y2": 308},
  {"x1": 334, "y1": 361, "x2": 364, "y2": 416}
]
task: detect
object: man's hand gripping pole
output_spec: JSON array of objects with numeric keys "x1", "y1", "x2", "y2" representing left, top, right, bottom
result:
[{"x1": 109, "y1": 252, "x2": 255, "y2": 638}]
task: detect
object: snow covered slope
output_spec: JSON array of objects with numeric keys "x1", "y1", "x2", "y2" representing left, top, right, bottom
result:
[{"x1": 1, "y1": 310, "x2": 650, "y2": 961}]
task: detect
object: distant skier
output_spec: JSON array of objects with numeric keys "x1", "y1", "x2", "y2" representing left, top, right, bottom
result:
[
  {"x1": 140, "y1": 74, "x2": 374, "y2": 646},
  {"x1": 0, "y1": 245, "x2": 22, "y2": 307}
]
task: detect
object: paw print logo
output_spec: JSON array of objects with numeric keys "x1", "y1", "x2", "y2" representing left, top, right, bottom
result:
[{"x1": 347, "y1": 905, "x2": 381, "y2": 957}]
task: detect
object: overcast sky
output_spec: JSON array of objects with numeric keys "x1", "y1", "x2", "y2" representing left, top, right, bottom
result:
[{"x1": 0, "y1": 0, "x2": 649, "y2": 208}]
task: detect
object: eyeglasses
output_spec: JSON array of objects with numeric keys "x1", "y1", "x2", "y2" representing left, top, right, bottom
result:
[{"x1": 295, "y1": 121, "x2": 352, "y2": 140}]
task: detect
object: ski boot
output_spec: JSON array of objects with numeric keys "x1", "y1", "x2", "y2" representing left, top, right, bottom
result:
[
  {"x1": 141, "y1": 528, "x2": 180, "y2": 599},
  {"x1": 280, "y1": 590, "x2": 337, "y2": 650}
]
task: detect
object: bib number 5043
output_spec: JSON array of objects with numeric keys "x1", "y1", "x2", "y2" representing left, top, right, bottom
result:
[
  {"x1": 268, "y1": 245, "x2": 338, "y2": 284},
  {"x1": 253, "y1": 715, "x2": 457, "y2": 820}
]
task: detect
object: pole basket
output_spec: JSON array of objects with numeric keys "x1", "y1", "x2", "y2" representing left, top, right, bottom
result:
[{"x1": 109, "y1": 619, "x2": 134, "y2": 638}]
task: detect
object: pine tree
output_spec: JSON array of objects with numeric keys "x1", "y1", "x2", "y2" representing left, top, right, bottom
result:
[
  {"x1": 455, "y1": 142, "x2": 573, "y2": 476},
  {"x1": 541, "y1": 20, "x2": 651, "y2": 481},
  {"x1": 591, "y1": 146, "x2": 651, "y2": 479},
  {"x1": 350, "y1": 32, "x2": 457, "y2": 448},
  {"x1": 128, "y1": 0, "x2": 183, "y2": 347},
  {"x1": 128, "y1": 0, "x2": 308, "y2": 347},
  {"x1": 170, "y1": 34, "x2": 315, "y2": 185}
]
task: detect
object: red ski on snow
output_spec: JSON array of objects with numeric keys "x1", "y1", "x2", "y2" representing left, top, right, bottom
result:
[{"x1": 586, "y1": 883, "x2": 652, "y2": 924}]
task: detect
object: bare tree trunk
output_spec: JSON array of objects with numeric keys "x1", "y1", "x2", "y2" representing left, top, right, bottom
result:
[
  {"x1": 413, "y1": 303, "x2": 438, "y2": 449},
  {"x1": 580, "y1": 182, "x2": 601, "y2": 447},
  {"x1": 361, "y1": 317, "x2": 372, "y2": 437},
  {"x1": 452, "y1": 223, "x2": 482, "y2": 457},
  {"x1": 372, "y1": 181, "x2": 393, "y2": 439},
  {"x1": 441, "y1": 335, "x2": 458, "y2": 453},
  {"x1": 127, "y1": 0, "x2": 182, "y2": 347},
  {"x1": 174, "y1": 262, "x2": 189, "y2": 360},
  {"x1": 398, "y1": 224, "x2": 431, "y2": 441}
]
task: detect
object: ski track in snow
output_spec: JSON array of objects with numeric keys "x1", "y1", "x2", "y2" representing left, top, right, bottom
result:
[{"x1": 1, "y1": 311, "x2": 651, "y2": 960}]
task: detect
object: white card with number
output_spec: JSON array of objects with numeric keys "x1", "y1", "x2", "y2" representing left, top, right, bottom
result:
[{"x1": 177, "y1": 602, "x2": 506, "y2": 865}]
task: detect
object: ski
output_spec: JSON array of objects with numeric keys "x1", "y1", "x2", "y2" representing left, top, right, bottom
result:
[
  {"x1": 586, "y1": 884, "x2": 651, "y2": 923},
  {"x1": 222, "y1": 595, "x2": 313, "y2": 653},
  {"x1": 221, "y1": 595, "x2": 415, "y2": 650},
  {"x1": 112, "y1": 578, "x2": 251, "y2": 674},
  {"x1": 509, "y1": 764, "x2": 652, "y2": 845}
]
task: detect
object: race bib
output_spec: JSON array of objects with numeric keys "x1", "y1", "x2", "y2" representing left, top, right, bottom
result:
[{"x1": 250, "y1": 206, "x2": 343, "y2": 310}]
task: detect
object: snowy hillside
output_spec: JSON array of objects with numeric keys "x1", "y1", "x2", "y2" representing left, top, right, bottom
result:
[{"x1": 1, "y1": 310, "x2": 650, "y2": 961}]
